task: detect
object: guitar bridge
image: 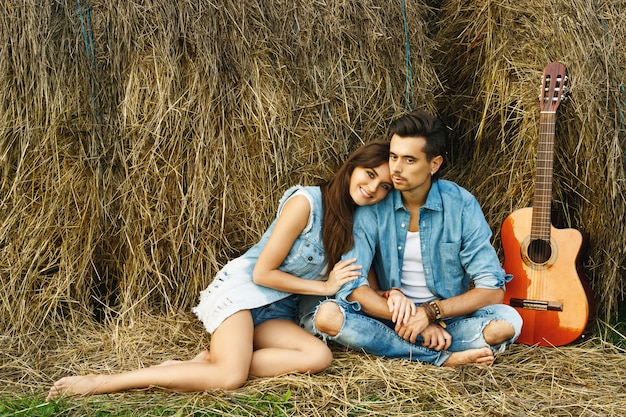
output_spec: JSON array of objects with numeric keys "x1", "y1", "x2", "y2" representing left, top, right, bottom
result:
[{"x1": 509, "y1": 298, "x2": 563, "y2": 311}]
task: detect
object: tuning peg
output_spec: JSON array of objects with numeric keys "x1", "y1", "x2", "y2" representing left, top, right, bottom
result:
[{"x1": 561, "y1": 84, "x2": 571, "y2": 102}]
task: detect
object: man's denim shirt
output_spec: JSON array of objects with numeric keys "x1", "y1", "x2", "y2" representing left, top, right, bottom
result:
[{"x1": 336, "y1": 179, "x2": 512, "y2": 304}]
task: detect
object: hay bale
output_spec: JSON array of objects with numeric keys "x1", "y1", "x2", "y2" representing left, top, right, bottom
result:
[
  {"x1": 0, "y1": 1, "x2": 107, "y2": 332},
  {"x1": 0, "y1": 1, "x2": 439, "y2": 330},
  {"x1": 434, "y1": 0, "x2": 626, "y2": 321}
]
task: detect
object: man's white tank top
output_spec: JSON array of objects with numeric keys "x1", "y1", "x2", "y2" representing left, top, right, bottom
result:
[{"x1": 401, "y1": 231, "x2": 435, "y2": 303}]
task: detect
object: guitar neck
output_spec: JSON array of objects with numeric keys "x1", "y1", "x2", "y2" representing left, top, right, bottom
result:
[{"x1": 531, "y1": 111, "x2": 556, "y2": 241}]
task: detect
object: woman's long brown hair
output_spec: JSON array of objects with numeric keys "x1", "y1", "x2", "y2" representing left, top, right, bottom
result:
[{"x1": 320, "y1": 140, "x2": 390, "y2": 267}]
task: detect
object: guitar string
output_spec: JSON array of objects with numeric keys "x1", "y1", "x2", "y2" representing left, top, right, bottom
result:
[{"x1": 535, "y1": 77, "x2": 559, "y2": 302}]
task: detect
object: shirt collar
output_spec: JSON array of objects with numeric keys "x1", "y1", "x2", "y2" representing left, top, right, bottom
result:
[
  {"x1": 424, "y1": 179, "x2": 443, "y2": 211},
  {"x1": 392, "y1": 189, "x2": 406, "y2": 212},
  {"x1": 392, "y1": 179, "x2": 444, "y2": 212}
]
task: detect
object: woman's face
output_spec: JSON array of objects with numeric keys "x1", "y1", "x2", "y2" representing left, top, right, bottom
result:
[{"x1": 349, "y1": 162, "x2": 393, "y2": 206}]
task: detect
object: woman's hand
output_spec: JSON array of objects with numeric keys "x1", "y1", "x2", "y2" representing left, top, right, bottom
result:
[
  {"x1": 386, "y1": 290, "x2": 417, "y2": 325},
  {"x1": 323, "y1": 258, "x2": 361, "y2": 295}
]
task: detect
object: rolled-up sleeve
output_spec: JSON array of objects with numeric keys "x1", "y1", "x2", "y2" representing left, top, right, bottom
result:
[
  {"x1": 335, "y1": 207, "x2": 379, "y2": 301},
  {"x1": 460, "y1": 196, "x2": 510, "y2": 290}
]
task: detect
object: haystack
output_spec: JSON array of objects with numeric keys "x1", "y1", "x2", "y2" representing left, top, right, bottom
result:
[{"x1": 0, "y1": 0, "x2": 439, "y2": 332}]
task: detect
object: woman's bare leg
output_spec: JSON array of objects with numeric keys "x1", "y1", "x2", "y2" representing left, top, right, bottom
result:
[
  {"x1": 153, "y1": 350, "x2": 211, "y2": 368},
  {"x1": 249, "y1": 319, "x2": 333, "y2": 377},
  {"x1": 47, "y1": 311, "x2": 254, "y2": 400},
  {"x1": 191, "y1": 350, "x2": 211, "y2": 362},
  {"x1": 154, "y1": 321, "x2": 331, "y2": 377}
]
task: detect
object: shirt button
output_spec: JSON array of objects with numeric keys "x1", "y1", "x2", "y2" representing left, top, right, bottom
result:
[
  {"x1": 308, "y1": 256, "x2": 313, "y2": 261},
  {"x1": 401, "y1": 223, "x2": 406, "y2": 228},
  {"x1": 397, "y1": 246, "x2": 402, "y2": 251}
]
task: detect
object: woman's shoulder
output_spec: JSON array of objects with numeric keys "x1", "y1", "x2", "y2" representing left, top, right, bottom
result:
[
  {"x1": 298, "y1": 185, "x2": 321, "y2": 199},
  {"x1": 281, "y1": 185, "x2": 320, "y2": 197},
  {"x1": 276, "y1": 185, "x2": 321, "y2": 235},
  {"x1": 279, "y1": 185, "x2": 321, "y2": 207}
]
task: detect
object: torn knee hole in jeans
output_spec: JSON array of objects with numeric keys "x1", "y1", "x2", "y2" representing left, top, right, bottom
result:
[
  {"x1": 483, "y1": 319, "x2": 516, "y2": 343},
  {"x1": 313, "y1": 301, "x2": 345, "y2": 338}
]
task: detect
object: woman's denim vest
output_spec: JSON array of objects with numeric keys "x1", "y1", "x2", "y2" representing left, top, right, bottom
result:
[{"x1": 193, "y1": 185, "x2": 326, "y2": 333}]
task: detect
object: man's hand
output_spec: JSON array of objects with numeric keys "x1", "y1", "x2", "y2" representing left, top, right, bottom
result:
[
  {"x1": 395, "y1": 306, "x2": 431, "y2": 343},
  {"x1": 419, "y1": 323, "x2": 451, "y2": 351}
]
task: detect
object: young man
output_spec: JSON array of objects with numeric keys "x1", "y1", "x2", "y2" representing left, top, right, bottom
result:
[{"x1": 302, "y1": 109, "x2": 522, "y2": 366}]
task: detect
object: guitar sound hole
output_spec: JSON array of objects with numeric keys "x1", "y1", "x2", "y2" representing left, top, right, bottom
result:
[{"x1": 527, "y1": 239, "x2": 552, "y2": 264}]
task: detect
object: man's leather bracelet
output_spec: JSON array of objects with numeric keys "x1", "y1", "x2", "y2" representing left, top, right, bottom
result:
[
  {"x1": 422, "y1": 300, "x2": 446, "y2": 328},
  {"x1": 429, "y1": 300, "x2": 444, "y2": 320},
  {"x1": 421, "y1": 301, "x2": 438, "y2": 321}
]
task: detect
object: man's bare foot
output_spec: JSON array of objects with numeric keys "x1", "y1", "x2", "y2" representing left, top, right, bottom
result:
[
  {"x1": 442, "y1": 347, "x2": 494, "y2": 367},
  {"x1": 46, "y1": 374, "x2": 109, "y2": 400}
]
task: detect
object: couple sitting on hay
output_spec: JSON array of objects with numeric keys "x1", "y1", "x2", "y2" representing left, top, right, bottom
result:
[{"x1": 47, "y1": 109, "x2": 522, "y2": 400}]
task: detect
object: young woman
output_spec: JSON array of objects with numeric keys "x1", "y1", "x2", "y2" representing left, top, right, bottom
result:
[{"x1": 47, "y1": 140, "x2": 393, "y2": 399}]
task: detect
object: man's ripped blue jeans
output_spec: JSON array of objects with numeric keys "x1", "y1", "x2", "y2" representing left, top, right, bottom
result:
[{"x1": 301, "y1": 299, "x2": 522, "y2": 366}]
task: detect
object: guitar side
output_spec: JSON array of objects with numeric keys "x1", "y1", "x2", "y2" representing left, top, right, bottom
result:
[{"x1": 501, "y1": 207, "x2": 592, "y2": 346}]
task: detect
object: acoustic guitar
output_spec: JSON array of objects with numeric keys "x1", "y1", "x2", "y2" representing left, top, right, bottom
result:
[{"x1": 501, "y1": 62, "x2": 595, "y2": 346}]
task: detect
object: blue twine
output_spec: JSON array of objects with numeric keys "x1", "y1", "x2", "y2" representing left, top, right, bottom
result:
[
  {"x1": 76, "y1": 0, "x2": 101, "y2": 125},
  {"x1": 401, "y1": 0, "x2": 414, "y2": 111}
]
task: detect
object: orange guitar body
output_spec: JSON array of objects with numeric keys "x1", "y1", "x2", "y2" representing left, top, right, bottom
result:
[{"x1": 502, "y1": 207, "x2": 593, "y2": 346}]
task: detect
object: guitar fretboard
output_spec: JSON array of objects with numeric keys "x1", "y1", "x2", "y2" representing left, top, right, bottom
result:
[{"x1": 530, "y1": 111, "x2": 556, "y2": 241}]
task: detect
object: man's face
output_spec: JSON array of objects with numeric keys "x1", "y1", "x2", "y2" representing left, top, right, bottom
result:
[{"x1": 389, "y1": 134, "x2": 442, "y2": 193}]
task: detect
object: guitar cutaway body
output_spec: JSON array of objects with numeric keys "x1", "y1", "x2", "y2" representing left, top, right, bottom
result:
[{"x1": 502, "y1": 207, "x2": 591, "y2": 346}]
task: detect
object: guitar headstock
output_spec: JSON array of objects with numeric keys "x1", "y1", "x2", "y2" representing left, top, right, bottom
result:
[{"x1": 539, "y1": 62, "x2": 568, "y2": 113}]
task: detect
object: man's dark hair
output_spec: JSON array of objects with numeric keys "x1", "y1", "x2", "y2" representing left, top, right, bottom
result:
[{"x1": 389, "y1": 109, "x2": 448, "y2": 176}]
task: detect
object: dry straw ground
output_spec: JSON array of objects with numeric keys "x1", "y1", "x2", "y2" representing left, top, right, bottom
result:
[
  {"x1": 1, "y1": 0, "x2": 625, "y2": 415},
  {"x1": 4, "y1": 313, "x2": 626, "y2": 416}
]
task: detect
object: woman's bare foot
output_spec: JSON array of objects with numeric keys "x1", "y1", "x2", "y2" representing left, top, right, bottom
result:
[
  {"x1": 442, "y1": 347, "x2": 494, "y2": 367},
  {"x1": 47, "y1": 374, "x2": 110, "y2": 400}
]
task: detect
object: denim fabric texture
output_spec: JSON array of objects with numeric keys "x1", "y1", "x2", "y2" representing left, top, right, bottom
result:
[
  {"x1": 336, "y1": 180, "x2": 513, "y2": 302},
  {"x1": 301, "y1": 299, "x2": 522, "y2": 366},
  {"x1": 251, "y1": 294, "x2": 300, "y2": 327},
  {"x1": 193, "y1": 186, "x2": 326, "y2": 333},
  {"x1": 302, "y1": 180, "x2": 522, "y2": 365}
]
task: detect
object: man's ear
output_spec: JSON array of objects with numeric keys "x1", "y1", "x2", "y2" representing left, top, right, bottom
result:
[{"x1": 430, "y1": 155, "x2": 443, "y2": 174}]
